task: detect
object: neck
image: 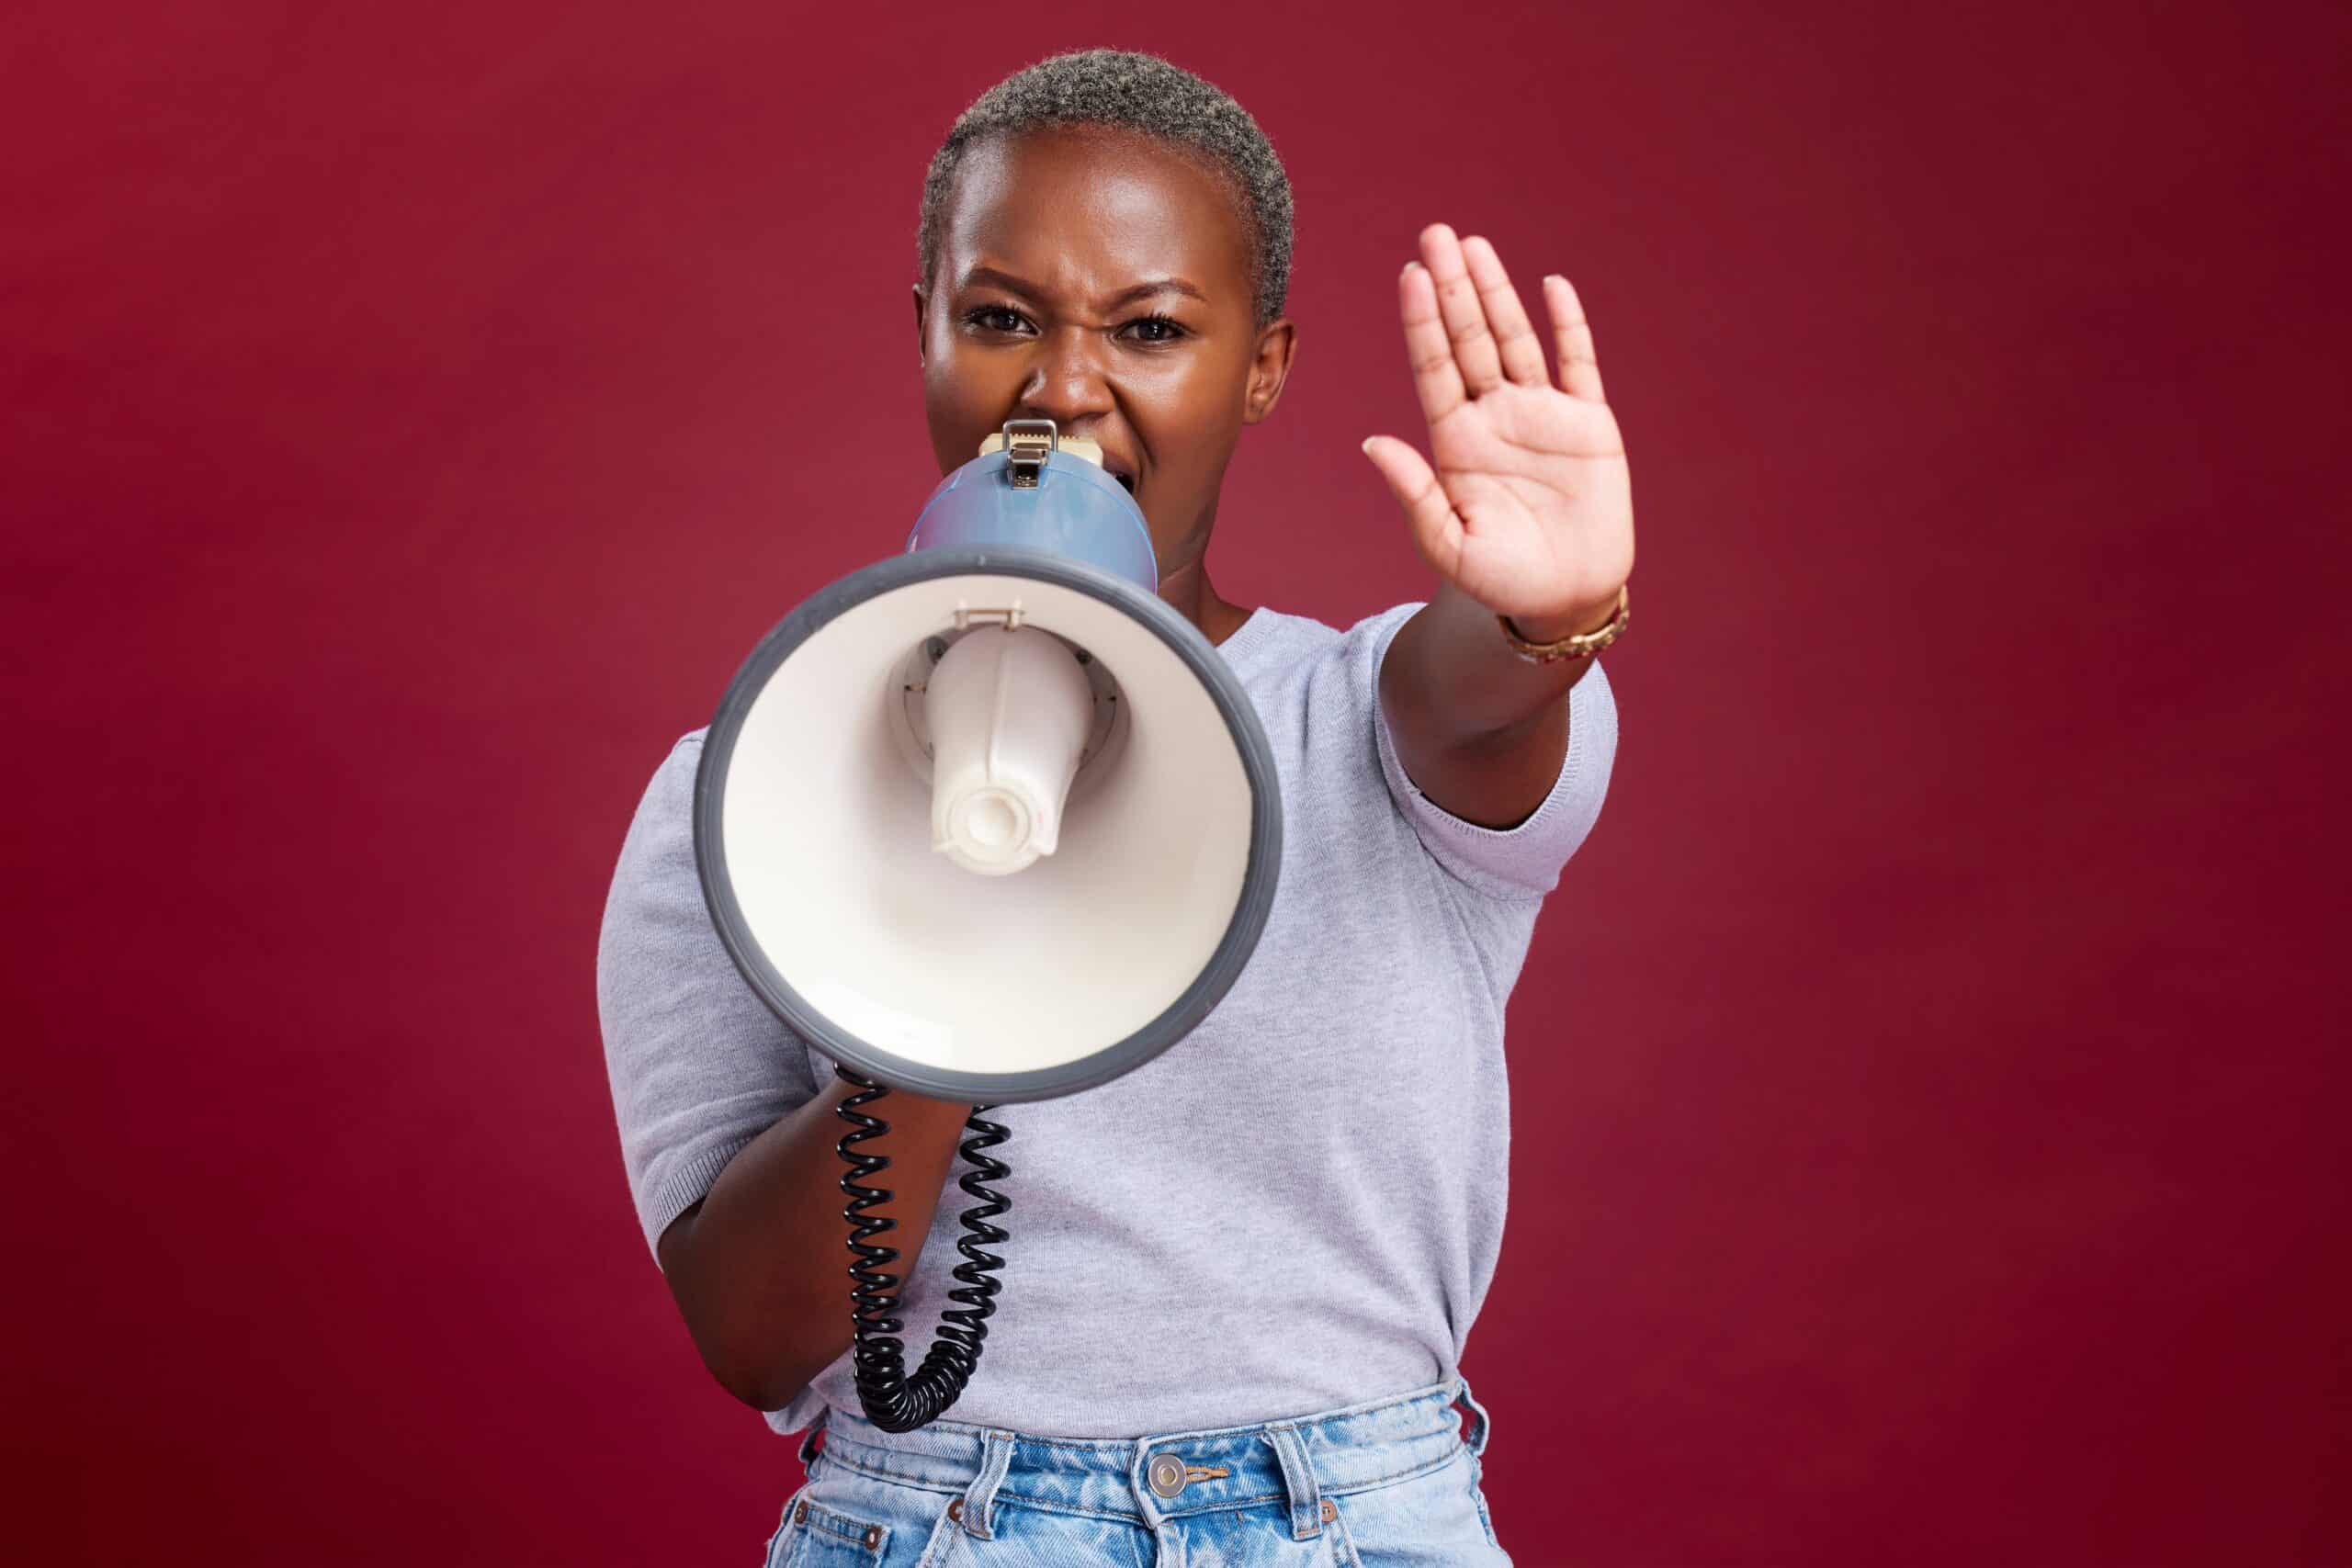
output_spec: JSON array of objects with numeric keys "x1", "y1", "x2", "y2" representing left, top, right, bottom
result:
[{"x1": 1156, "y1": 554, "x2": 1252, "y2": 647}]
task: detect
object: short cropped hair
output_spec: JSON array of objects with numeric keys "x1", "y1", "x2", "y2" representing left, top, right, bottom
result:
[{"x1": 917, "y1": 49, "x2": 1295, "y2": 330}]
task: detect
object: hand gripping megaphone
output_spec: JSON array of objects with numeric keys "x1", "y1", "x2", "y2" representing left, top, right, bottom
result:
[{"x1": 692, "y1": 419, "x2": 1283, "y2": 1430}]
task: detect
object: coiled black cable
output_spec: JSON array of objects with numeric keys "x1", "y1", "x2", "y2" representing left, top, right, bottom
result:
[{"x1": 833, "y1": 1064, "x2": 1012, "y2": 1432}]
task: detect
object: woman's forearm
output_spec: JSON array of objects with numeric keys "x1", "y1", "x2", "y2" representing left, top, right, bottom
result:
[{"x1": 657, "y1": 1076, "x2": 977, "y2": 1411}]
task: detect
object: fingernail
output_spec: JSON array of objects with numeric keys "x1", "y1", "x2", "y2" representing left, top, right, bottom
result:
[{"x1": 1361, "y1": 437, "x2": 1377, "y2": 456}]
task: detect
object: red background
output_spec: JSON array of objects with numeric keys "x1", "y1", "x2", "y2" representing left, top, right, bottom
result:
[{"x1": 5, "y1": 2, "x2": 2344, "y2": 1562}]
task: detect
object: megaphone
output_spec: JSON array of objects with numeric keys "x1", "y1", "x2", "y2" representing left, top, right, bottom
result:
[{"x1": 692, "y1": 419, "x2": 1283, "y2": 1430}]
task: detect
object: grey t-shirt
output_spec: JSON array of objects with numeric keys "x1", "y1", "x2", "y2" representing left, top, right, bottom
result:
[{"x1": 596, "y1": 601, "x2": 1619, "y2": 1439}]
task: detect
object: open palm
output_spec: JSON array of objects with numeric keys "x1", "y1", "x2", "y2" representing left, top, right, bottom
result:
[{"x1": 1363, "y1": 224, "x2": 1634, "y2": 628}]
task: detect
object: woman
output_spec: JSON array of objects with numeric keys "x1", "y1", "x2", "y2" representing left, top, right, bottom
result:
[{"x1": 597, "y1": 47, "x2": 1634, "y2": 1566}]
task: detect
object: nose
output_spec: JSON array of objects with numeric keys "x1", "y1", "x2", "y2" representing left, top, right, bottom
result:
[{"x1": 1013, "y1": 324, "x2": 1115, "y2": 434}]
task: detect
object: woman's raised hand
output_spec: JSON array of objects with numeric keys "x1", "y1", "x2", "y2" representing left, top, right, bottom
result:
[{"x1": 1361, "y1": 223, "x2": 1634, "y2": 635}]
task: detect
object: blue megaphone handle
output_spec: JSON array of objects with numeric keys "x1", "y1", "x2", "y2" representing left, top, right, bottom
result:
[{"x1": 906, "y1": 449, "x2": 1159, "y2": 592}]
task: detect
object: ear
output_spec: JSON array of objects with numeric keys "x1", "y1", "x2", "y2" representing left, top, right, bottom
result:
[
  {"x1": 911, "y1": 283, "x2": 929, "y2": 366},
  {"x1": 1240, "y1": 316, "x2": 1296, "y2": 425}
]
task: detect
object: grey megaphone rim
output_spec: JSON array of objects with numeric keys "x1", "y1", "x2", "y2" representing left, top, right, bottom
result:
[{"x1": 693, "y1": 546, "x2": 1284, "y2": 1104}]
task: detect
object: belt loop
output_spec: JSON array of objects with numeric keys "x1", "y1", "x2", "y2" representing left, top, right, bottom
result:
[
  {"x1": 795, "y1": 1406, "x2": 831, "y2": 1470},
  {"x1": 1263, "y1": 1422, "x2": 1324, "y2": 1540},
  {"x1": 1453, "y1": 1375, "x2": 1493, "y2": 1459},
  {"x1": 956, "y1": 1429, "x2": 1017, "y2": 1540}
]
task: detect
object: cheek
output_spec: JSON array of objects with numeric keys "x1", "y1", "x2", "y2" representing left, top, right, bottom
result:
[
  {"x1": 1129, "y1": 363, "x2": 1246, "y2": 466},
  {"x1": 924, "y1": 345, "x2": 1008, "y2": 415},
  {"x1": 922, "y1": 352, "x2": 1013, "y2": 465}
]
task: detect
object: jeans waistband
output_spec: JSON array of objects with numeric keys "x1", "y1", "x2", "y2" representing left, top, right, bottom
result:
[{"x1": 801, "y1": 1374, "x2": 1495, "y2": 1542}]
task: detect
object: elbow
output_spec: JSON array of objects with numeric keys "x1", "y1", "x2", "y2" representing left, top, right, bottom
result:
[
  {"x1": 659, "y1": 1211, "x2": 831, "y2": 1413},
  {"x1": 694, "y1": 1311, "x2": 833, "y2": 1412},
  {"x1": 671, "y1": 1303, "x2": 821, "y2": 1414},
  {"x1": 695, "y1": 1309, "x2": 828, "y2": 1413},
  {"x1": 716, "y1": 1351, "x2": 820, "y2": 1415}
]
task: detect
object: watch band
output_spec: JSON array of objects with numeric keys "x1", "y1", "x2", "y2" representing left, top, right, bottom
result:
[{"x1": 1498, "y1": 583, "x2": 1630, "y2": 662}]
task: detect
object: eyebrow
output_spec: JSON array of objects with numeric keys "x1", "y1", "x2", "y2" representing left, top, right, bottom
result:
[{"x1": 956, "y1": 265, "x2": 1207, "y2": 310}]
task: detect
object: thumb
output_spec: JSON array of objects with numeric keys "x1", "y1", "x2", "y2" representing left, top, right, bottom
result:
[{"x1": 1361, "y1": 436, "x2": 1462, "y2": 579}]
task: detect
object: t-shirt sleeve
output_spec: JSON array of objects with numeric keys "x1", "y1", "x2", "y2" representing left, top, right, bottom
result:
[
  {"x1": 595, "y1": 731, "x2": 820, "y2": 1269},
  {"x1": 1364, "y1": 601, "x2": 1621, "y2": 901}
]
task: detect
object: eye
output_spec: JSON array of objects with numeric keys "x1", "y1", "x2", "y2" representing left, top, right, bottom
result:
[
  {"x1": 957, "y1": 304, "x2": 1189, "y2": 344},
  {"x1": 961, "y1": 304, "x2": 1032, "y2": 334},
  {"x1": 1121, "y1": 312, "x2": 1188, "y2": 344}
]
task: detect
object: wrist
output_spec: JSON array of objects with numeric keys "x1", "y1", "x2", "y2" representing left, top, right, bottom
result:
[{"x1": 1505, "y1": 592, "x2": 1623, "y2": 644}]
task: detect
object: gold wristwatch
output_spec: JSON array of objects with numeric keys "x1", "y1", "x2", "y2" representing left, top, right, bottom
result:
[{"x1": 1498, "y1": 584, "x2": 1630, "y2": 663}]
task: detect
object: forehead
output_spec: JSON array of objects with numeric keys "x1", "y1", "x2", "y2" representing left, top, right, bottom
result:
[{"x1": 938, "y1": 127, "x2": 1252, "y2": 304}]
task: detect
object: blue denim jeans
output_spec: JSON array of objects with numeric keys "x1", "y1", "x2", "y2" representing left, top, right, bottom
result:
[{"x1": 760, "y1": 1375, "x2": 1508, "y2": 1566}]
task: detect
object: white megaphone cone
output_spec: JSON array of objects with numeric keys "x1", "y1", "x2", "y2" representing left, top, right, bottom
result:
[
  {"x1": 694, "y1": 417, "x2": 1283, "y2": 1105},
  {"x1": 925, "y1": 623, "x2": 1094, "y2": 874}
]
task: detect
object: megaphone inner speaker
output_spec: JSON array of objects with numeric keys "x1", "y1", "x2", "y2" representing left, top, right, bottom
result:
[
  {"x1": 884, "y1": 623, "x2": 1131, "y2": 811},
  {"x1": 695, "y1": 549, "x2": 1281, "y2": 1103}
]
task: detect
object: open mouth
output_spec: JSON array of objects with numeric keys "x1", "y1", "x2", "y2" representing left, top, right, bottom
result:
[{"x1": 1089, "y1": 441, "x2": 1138, "y2": 497}]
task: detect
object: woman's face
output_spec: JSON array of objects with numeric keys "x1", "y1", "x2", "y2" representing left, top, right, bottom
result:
[{"x1": 914, "y1": 127, "x2": 1295, "y2": 581}]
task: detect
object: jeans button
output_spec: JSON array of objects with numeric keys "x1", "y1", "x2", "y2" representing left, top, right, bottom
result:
[{"x1": 1147, "y1": 1451, "x2": 1188, "y2": 1498}]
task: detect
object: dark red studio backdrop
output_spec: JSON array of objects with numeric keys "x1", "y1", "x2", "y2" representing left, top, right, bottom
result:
[{"x1": 4, "y1": 1, "x2": 2345, "y2": 1563}]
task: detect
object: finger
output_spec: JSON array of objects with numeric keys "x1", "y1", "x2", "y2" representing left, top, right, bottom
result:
[
  {"x1": 1399, "y1": 260, "x2": 1466, "y2": 424},
  {"x1": 1461, "y1": 236, "x2": 1550, "y2": 389},
  {"x1": 1545, "y1": 274, "x2": 1606, "y2": 402},
  {"x1": 1419, "y1": 222, "x2": 1506, "y2": 399},
  {"x1": 1361, "y1": 434, "x2": 1463, "y2": 577}
]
